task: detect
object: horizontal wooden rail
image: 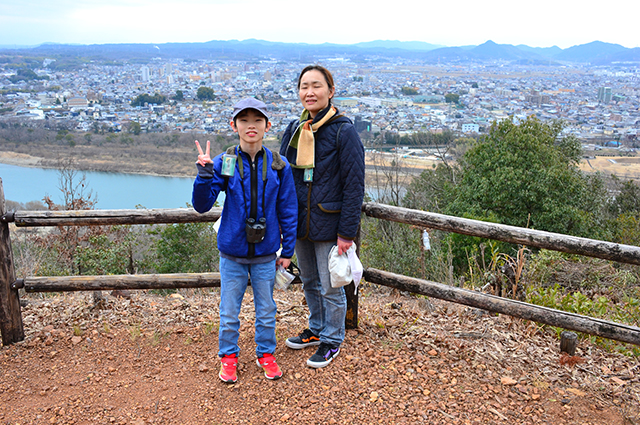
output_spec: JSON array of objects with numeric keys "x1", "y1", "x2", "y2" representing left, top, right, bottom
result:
[
  {"x1": 14, "y1": 273, "x2": 222, "y2": 292},
  {"x1": 3, "y1": 198, "x2": 639, "y2": 347},
  {"x1": 12, "y1": 272, "x2": 302, "y2": 293},
  {"x1": 364, "y1": 268, "x2": 640, "y2": 346},
  {"x1": 362, "y1": 202, "x2": 640, "y2": 266},
  {"x1": 10, "y1": 203, "x2": 640, "y2": 266},
  {"x1": 5, "y1": 208, "x2": 222, "y2": 227}
]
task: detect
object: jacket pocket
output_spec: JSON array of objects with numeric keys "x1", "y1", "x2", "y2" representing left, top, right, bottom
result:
[{"x1": 318, "y1": 201, "x2": 342, "y2": 213}]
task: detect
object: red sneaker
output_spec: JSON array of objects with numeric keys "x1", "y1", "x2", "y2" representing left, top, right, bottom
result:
[
  {"x1": 256, "y1": 353, "x2": 283, "y2": 380},
  {"x1": 219, "y1": 354, "x2": 238, "y2": 383}
]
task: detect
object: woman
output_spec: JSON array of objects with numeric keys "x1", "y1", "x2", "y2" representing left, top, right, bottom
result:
[{"x1": 280, "y1": 65, "x2": 365, "y2": 369}]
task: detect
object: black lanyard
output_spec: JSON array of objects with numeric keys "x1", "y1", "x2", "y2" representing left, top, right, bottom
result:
[{"x1": 234, "y1": 146, "x2": 267, "y2": 221}]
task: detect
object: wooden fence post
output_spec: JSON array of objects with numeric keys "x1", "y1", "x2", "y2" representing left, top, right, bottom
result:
[
  {"x1": 560, "y1": 331, "x2": 578, "y2": 356},
  {"x1": 344, "y1": 224, "x2": 360, "y2": 329},
  {"x1": 0, "y1": 178, "x2": 25, "y2": 345}
]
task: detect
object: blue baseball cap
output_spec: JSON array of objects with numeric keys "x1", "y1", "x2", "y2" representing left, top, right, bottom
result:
[{"x1": 232, "y1": 97, "x2": 269, "y2": 120}]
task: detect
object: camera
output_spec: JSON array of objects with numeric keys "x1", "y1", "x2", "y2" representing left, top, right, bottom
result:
[{"x1": 245, "y1": 217, "x2": 266, "y2": 244}]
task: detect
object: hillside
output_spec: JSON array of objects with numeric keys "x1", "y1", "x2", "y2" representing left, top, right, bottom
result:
[{"x1": 1, "y1": 39, "x2": 638, "y2": 65}]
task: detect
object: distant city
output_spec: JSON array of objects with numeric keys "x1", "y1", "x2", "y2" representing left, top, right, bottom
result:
[{"x1": 0, "y1": 39, "x2": 638, "y2": 152}]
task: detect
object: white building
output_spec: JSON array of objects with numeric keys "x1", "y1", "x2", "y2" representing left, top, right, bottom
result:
[{"x1": 461, "y1": 123, "x2": 480, "y2": 133}]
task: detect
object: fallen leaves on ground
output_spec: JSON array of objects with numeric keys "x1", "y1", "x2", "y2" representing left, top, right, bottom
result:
[{"x1": 1, "y1": 283, "x2": 638, "y2": 424}]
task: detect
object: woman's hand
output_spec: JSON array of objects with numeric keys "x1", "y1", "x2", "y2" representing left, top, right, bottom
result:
[
  {"x1": 195, "y1": 140, "x2": 213, "y2": 166},
  {"x1": 276, "y1": 257, "x2": 291, "y2": 269},
  {"x1": 337, "y1": 237, "x2": 353, "y2": 255}
]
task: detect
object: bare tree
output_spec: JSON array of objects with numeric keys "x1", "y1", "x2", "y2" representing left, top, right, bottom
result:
[
  {"x1": 54, "y1": 157, "x2": 97, "y2": 211},
  {"x1": 368, "y1": 150, "x2": 412, "y2": 207},
  {"x1": 41, "y1": 158, "x2": 111, "y2": 305}
]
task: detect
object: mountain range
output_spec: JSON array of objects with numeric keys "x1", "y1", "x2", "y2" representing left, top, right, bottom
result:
[{"x1": 1, "y1": 39, "x2": 639, "y2": 65}]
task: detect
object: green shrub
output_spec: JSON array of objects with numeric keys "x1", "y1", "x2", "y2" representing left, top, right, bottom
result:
[
  {"x1": 142, "y1": 222, "x2": 219, "y2": 274},
  {"x1": 525, "y1": 250, "x2": 640, "y2": 356},
  {"x1": 75, "y1": 233, "x2": 132, "y2": 275}
]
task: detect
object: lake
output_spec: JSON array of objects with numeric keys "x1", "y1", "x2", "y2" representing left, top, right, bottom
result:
[
  {"x1": 1, "y1": 163, "x2": 389, "y2": 210},
  {"x1": 0, "y1": 163, "x2": 199, "y2": 210}
]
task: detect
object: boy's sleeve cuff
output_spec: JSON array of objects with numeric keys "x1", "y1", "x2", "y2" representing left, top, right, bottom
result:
[{"x1": 196, "y1": 163, "x2": 214, "y2": 178}]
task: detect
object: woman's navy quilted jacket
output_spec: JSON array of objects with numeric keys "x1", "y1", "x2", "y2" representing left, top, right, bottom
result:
[{"x1": 280, "y1": 114, "x2": 365, "y2": 242}]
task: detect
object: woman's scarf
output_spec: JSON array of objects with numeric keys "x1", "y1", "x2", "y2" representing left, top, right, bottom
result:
[{"x1": 289, "y1": 105, "x2": 337, "y2": 169}]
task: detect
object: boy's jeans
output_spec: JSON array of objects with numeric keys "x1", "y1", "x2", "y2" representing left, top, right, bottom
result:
[
  {"x1": 295, "y1": 239, "x2": 346, "y2": 346},
  {"x1": 218, "y1": 257, "x2": 277, "y2": 358}
]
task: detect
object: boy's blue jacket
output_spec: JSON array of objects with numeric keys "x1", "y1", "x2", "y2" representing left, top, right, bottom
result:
[{"x1": 192, "y1": 146, "x2": 297, "y2": 259}]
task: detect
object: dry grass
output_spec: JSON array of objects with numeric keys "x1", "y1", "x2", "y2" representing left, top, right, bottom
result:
[{"x1": 579, "y1": 156, "x2": 640, "y2": 181}]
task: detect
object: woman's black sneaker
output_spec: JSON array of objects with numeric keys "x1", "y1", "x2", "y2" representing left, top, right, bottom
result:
[
  {"x1": 306, "y1": 342, "x2": 340, "y2": 368},
  {"x1": 285, "y1": 329, "x2": 321, "y2": 349}
]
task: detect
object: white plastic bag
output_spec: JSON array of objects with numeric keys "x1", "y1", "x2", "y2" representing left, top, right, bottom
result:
[
  {"x1": 422, "y1": 230, "x2": 431, "y2": 250},
  {"x1": 275, "y1": 264, "x2": 295, "y2": 290},
  {"x1": 347, "y1": 246, "x2": 363, "y2": 292},
  {"x1": 328, "y1": 243, "x2": 363, "y2": 294}
]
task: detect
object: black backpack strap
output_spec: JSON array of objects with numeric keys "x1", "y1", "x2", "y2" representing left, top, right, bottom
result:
[
  {"x1": 329, "y1": 115, "x2": 351, "y2": 151},
  {"x1": 336, "y1": 122, "x2": 346, "y2": 152},
  {"x1": 327, "y1": 114, "x2": 344, "y2": 124}
]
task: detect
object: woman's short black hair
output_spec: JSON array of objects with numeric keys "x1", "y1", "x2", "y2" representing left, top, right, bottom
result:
[{"x1": 297, "y1": 65, "x2": 335, "y2": 90}]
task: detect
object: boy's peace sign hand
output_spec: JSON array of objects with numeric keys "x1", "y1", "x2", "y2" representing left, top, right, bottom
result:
[{"x1": 195, "y1": 140, "x2": 213, "y2": 167}]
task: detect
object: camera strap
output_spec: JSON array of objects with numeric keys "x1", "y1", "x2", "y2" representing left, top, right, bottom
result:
[{"x1": 234, "y1": 145, "x2": 267, "y2": 226}]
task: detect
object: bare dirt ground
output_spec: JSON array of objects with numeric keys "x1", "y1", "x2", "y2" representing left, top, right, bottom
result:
[
  {"x1": 0, "y1": 136, "x2": 280, "y2": 179},
  {"x1": 1, "y1": 284, "x2": 638, "y2": 425},
  {"x1": 0, "y1": 146, "x2": 195, "y2": 178}
]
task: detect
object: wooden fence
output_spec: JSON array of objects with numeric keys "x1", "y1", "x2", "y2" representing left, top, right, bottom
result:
[{"x1": 1, "y1": 179, "x2": 640, "y2": 347}]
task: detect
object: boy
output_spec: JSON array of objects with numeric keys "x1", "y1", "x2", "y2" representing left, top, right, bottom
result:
[{"x1": 192, "y1": 98, "x2": 297, "y2": 383}]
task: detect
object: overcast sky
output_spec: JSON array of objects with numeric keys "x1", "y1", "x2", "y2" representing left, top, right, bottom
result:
[{"x1": 1, "y1": 0, "x2": 638, "y2": 49}]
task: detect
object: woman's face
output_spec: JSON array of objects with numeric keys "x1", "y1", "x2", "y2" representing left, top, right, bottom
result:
[{"x1": 298, "y1": 70, "x2": 335, "y2": 118}]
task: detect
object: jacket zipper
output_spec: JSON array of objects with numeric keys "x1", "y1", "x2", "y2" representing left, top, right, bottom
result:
[
  {"x1": 248, "y1": 156, "x2": 258, "y2": 258},
  {"x1": 304, "y1": 182, "x2": 312, "y2": 239}
]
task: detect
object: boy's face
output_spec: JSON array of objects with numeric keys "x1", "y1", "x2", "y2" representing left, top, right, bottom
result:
[{"x1": 230, "y1": 109, "x2": 271, "y2": 148}]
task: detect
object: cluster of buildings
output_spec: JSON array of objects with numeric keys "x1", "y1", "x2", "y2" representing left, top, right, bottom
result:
[{"x1": 1, "y1": 57, "x2": 639, "y2": 150}]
